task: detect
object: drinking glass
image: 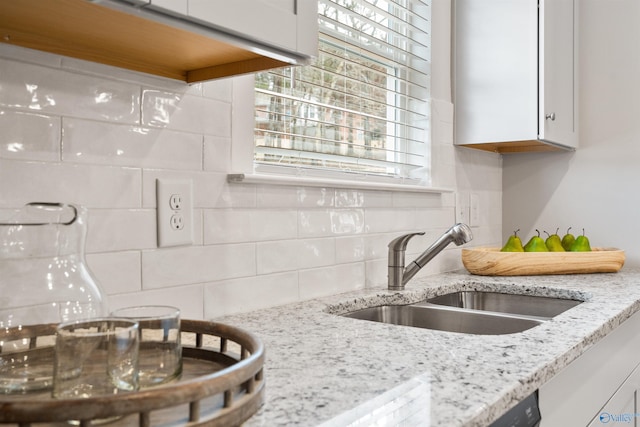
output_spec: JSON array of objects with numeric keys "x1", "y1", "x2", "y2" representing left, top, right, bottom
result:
[
  {"x1": 53, "y1": 318, "x2": 139, "y2": 423},
  {"x1": 110, "y1": 305, "x2": 182, "y2": 387}
]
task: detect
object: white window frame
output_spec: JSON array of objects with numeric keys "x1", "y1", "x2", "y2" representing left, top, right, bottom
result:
[{"x1": 228, "y1": 2, "x2": 449, "y2": 194}]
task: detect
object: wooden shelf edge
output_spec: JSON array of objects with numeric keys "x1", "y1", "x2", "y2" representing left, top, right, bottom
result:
[
  {"x1": 187, "y1": 57, "x2": 289, "y2": 83},
  {"x1": 458, "y1": 140, "x2": 572, "y2": 154}
]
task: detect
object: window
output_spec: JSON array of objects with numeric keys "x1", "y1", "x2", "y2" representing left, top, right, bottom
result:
[{"x1": 253, "y1": 0, "x2": 431, "y2": 186}]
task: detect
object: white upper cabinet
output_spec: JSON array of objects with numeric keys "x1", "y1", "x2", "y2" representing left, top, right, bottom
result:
[
  {"x1": 454, "y1": 0, "x2": 578, "y2": 153},
  {"x1": 145, "y1": 0, "x2": 187, "y2": 15},
  {"x1": 144, "y1": 0, "x2": 317, "y2": 59},
  {"x1": 539, "y1": 0, "x2": 578, "y2": 148},
  {"x1": 0, "y1": 0, "x2": 318, "y2": 83}
]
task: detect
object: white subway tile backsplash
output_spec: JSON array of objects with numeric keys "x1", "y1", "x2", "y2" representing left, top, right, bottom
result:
[
  {"x1": 86, "y1": 251, "x2": 142, "y2": 295},
  {"x1": 364, "y1": 208, "x2": 416, "y2": 233},
  {"x1": 109, "y1": 284, "x2": 204, "y2": 320},
  {"x1": 86, "y1": 209, "x2": 157, "y2": 253},
  {"x1": 204, "y1": 272, "x2": 299, "y2": 318},
  {"x1": 255, "y1": 185, "x2": 301, "y2": 208},
  {"x1": 415, "y1": 208, "x2": 457, "y2": 230},
  {"x1": 201, "y1": 77, "x2": 233, "y2": 102},
  {"x1": 204, "y1": 208, "x2": 297, "y2": 244},
  {"x1": 203, "y1": 136, "x2": 231, "y2": 172},
  {"x1": 299, "y1": 208, "x2": 365, "y2": 237},
  {"x1": 361, "y1": 190, "x2": 394, "y2": 208},
  {"x1": 63, "y1": 118, "x2": 203, "y2": 170},
  {"x1": 335, "y1": 189, "x2": 364, "y2": 207},
  {"x1": 141, "y1": 90, "x2": 231, "y2": 136},
  {"x1": 140, "y1": 90, "x2": 180, "y2": 128},
  {"x1": 204, "y1": 209, "x2": 250, "y2": 244},
  {"x1": 256, "y1": 240, "x2": 299, "y2": 274},
  {"x1": 467, "y1": 225, "x2": 502, "y2": 248},
  {"x1": 365, "y1": 258, "x2": 387, "y2": 288},
  {"x1": 298, "y1": 209, "x2": 329, "y2": 237},
  {"x1": 0, "y1": 159, "x2": 141, "y2": 209},
  {"x1": 204, "y1": 181, "x2": 256, "y2": 209},
  {"x1": 0, "y1": 110, "x2": 60, "y2": 161},
  {"x1": 335, "y1": 236, "x2": 366, "y2": 264},
  {"x1": 256, "y1": 237, "x2": 336, "y2": 275},
  {"x1": 0, "y1": 58, "x2": 140, "y2": 123},
  {"x1": 298, "y1": 263, "x2": 365, "y2": 300},
  {"x1": 392, "y1": 192, "x2": 443, "y2": 209},
  {"x1": 141, "y1": 243, "x2": 256, "y2": 289},
  {"x1": 329, "y1": 209, "x2": 365, "y2": 234},
  {"x1": 297, "y1": 238, "x2": 336, "y2": 269},
  {"x1": 364, "y1": 233, "x2": 396, "y2": 261}
]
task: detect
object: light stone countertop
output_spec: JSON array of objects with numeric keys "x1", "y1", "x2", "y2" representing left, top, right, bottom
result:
[{"x1": 216, "y1": 268, "x2": 640, "y2": 426}]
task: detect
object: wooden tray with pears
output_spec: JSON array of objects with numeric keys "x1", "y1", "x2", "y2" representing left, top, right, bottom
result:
[{"x1": 462, "y1": 228, "x2": 625, "y2": 276}]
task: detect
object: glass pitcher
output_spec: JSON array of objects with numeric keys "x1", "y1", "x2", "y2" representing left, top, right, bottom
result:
[{"x1": 0, "y1": 202, "x2": 108, "y2": 394}]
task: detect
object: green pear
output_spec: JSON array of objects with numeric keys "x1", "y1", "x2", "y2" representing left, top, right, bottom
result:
[
  {"x1": 570, "y1": 229, "x2": 592, "y2": 252},
  {"x1": 561, "y1": 227, "x2": 576, "y2": 251},
  {"x1": 501, "y1": 229, "x2": 525, "y2": 252},
  {"x1": 544, "y1": 228, "x2": 565, "y2": 252},
  {"x1": 524, "y1": 229, "x2": 549, "y2": 252}
]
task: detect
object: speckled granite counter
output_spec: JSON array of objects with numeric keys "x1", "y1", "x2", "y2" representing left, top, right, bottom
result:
[{"x1": 216, "y1": 268, "x2": 640, "y2": 426}]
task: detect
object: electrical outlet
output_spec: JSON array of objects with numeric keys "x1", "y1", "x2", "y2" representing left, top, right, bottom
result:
[
  {"x1": 169, "y1": 194, "x2": 183, "y2": 210},
  {"x1": 455, "y1": 192, "x2": 470, "y2": 224},
  {"x1": 170, "y1": 214, "x2": 185, "y2": 230},
  {"x1": 157, "y1": 179, "x2": 193, "y2": 247},
  {"x1": 470, "y1": 193, "x2": 480, "y2": 227}
]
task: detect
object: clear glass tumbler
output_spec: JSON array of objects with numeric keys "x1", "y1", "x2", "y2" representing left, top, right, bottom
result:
[
  {"x1": 110, "y1": 305, "x2": 182, "y2": 388},
  {"x1": 53, "y1": 318, "x2": 139, "y2": 424}
]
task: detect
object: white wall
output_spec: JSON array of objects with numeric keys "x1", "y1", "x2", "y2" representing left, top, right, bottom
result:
[
  {"x1": 0, "y1": 1, "x2": 502, "y2": 319},
  {"x1": 503, "y1": 0, "x2": 640, "y2": 266}
]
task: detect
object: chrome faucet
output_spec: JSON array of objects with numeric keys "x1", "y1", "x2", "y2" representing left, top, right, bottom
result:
[{"x1": 387, "y1": 223, "x2": 473, "y2": 290}]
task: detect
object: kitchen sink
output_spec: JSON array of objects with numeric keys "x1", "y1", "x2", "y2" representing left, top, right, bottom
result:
[
  {"x1": 341, "y1": 290, "x2": 583, "y2": 335},
  {"x1": 425, "y1": 291, "x2": 582, "y2": 320},
  {"x1": 342, "y1": 304, "x2": 543, "y2": 335}
]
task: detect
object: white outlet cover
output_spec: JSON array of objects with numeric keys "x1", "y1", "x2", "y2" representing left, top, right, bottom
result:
[
  {"x1": 470, "y1": 193, "x2": 480, "y2": 227},
  {"x1": 455, "y1": 192, "x2": 470, "y2": 224},
  {"x1": 157, "y1": 179, "x2": 193, "y2": 247}
]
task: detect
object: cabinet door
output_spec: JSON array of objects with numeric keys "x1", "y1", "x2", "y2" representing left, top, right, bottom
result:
[
  {"x1": 539, "y1": 310, "x2": 640, "y2": 426},
  {"x1": 188, "y1": 0, "x2": 299, "y2": 53},
  {"x1": 148, "y1": 0, "x2": 187, "y2": 15},
  {"x1": 587, "y1": 363, "x2": 640, "y2": 426},
  {"x1": 539, "y1": 0, "x2": 578, "y2": 148},
  {"x1": 454, "y1": 0, "x2": 538, "y2": 146}
]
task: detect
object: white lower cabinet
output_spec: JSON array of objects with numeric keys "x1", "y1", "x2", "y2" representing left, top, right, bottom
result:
[
  {"x1": 539, "y1": 310, "x2": 640, "y2": 426},
  {"x1": 587, "y1": 364, "x2": 640, "y2": 427}
]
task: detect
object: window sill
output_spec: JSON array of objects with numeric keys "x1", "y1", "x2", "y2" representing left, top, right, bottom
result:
[{"x1": 226, "y1": 173, "x2": 453, "y2": 193}]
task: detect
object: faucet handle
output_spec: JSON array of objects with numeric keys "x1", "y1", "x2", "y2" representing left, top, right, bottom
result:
[{"x1": 388, "y1": 232, "x2": 425, "y2": 251}]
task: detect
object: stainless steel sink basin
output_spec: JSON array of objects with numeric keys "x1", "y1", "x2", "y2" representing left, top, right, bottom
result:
[
  {"x1": 425, "y1": 291, "x2": 581, "y2": 319},
  {"x1": 342, "y1": 304, "x2": 542, "y2": 335},
  {"x1": 340, "y1": 290, "x2": 583, "y2": 335}
]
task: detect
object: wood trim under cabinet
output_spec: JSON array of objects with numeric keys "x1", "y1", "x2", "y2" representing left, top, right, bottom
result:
[{"x1": 458, "y1": 140, "x2": 571, "y2": 154}]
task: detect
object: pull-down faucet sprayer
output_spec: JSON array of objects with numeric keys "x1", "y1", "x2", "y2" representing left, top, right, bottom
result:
[{"x1": 387, "y1": 223, "x2": 473, "y2": 290}]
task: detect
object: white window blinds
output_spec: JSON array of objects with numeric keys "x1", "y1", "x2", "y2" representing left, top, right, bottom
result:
[{"x1": 254, "y1": 0, "x2": 431, "y2": 184}]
